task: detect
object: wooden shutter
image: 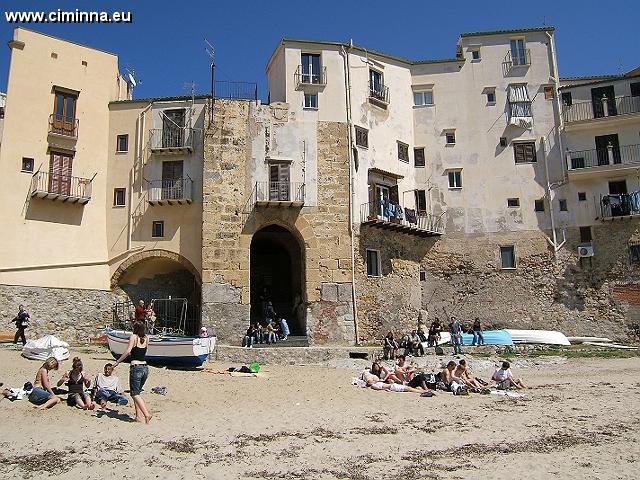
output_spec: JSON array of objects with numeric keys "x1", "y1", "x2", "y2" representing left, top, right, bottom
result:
[
  {"x1": 269, "y1": 163, "x2": 290, "y2": 201},
  {"x1": 389, "y1": 185, "x2": 399, "y2": 204},
  {"x1": 49, "y1": 152, "x2": 72, "y2": 195}
]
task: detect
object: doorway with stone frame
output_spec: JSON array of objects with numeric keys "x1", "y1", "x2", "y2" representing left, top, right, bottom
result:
[{"x1": 249, "y1": 224, "x2": 306, "y2": 336}]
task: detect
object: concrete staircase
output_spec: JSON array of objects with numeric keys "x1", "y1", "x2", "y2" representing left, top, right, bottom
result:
[{"x1": 252, "y1": 335, "x2": 309, "y2": 348}]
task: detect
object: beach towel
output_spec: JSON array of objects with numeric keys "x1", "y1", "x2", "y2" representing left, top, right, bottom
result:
[{"x1": 490, "y1": 390, "x2": 526, "y2": 399}]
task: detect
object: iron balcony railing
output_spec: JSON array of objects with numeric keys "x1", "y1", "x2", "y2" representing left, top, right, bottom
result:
[
  {"x1": 149, "y1": 127, "x2": 194, "y2": 150},
  {"x1": 562, "y1": 95, "x2": 640, "y2": 124},
  {"x1": 214, "y1": 80, "x2": 258, "y2": 101},
  {"x1": 368, "y1": 82, "x2": 390, "y2": 104},
  {"x1": 567, "y1": 144, "x2": 640, "y2": 171},
  {"x1": 30, "y1": 171, "x2": 92, "y2": 203},
  {"x1": 254, "y1": 181, "x2": 305, "y2": 203},
  {"x1": 503, "y1": 49, "x2": 531, "y2": 71},
  {"x1": 601, "y1": 191, "x2": 640, "y2": 218},
  {"x1": 360, "y1": 201, "x2": 444, "y2": 234},
  {"x1": 147, "y1": 177, "x2": 193, "y2": 203},
  {"x1": 48, "y1": 114, "x2": 79, "y2": 138},
  {"x1": 294, "y1": 65, "x2": 327, "y2": 87}
]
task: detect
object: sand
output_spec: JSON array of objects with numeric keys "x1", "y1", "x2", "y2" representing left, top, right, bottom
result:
[{"x1": 0, "y1": 345, "x2": 639, "y2": 479}]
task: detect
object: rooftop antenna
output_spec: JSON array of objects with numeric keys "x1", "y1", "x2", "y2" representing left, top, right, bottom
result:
[
  {"x1": 542, "y1": 16, "x2": 547, "y2": 27},
  {"x1": 183, "y1": 81, "x2": 196, "y2": 130},
  {"x1": 205, "y1": 39, "x2": 215, "y2": 116}
]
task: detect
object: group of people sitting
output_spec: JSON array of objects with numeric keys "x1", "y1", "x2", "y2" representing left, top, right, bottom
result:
[
  {"x1": 2, "y1": 356, "x2": 128, "y2": 411},
  {"x1": 361, "y1": 356, "x2": 527, "y2": 396}
]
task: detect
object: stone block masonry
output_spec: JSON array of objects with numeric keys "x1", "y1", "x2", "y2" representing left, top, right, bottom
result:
[{"x1": 0, "y1": 284, "x2": 114, "y2": 344}]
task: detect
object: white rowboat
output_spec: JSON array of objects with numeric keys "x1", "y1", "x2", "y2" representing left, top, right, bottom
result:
[
  {"x1": 505, "y1": 329, "x2": 571, "y2": 346},
  {"x1": 105, "y1": 328, "x2": 215, "y2": 368}
]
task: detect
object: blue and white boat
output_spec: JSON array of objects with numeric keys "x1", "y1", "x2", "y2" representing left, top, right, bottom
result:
[{"x1": 105, "y1": 327, "x2": 215, "y2": 368}]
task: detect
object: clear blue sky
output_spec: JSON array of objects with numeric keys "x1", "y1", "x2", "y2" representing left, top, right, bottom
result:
[{"x1": 1, "y1": 0, "x2": 637, "y2": 100}]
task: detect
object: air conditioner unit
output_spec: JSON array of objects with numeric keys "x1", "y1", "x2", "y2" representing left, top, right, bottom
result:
[{"x1": 578, "y1": 245, "x2": 595, "y2": 258}]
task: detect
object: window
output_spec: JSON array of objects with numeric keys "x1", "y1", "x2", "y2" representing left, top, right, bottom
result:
[
  {"x1": 578, "y1": 192, "x2": 587, "y2": 202},
  {"x1": 419, "y1": 270, "x2": 426, "y2": 282},
  {"x1": 397, "y1": 142, "x2": 409, "y2": 163},
  {"x1": 300, "y1": 53, "x2": 322, "y2": 84},
  {"x1": 415, "y1": 190, "x2": 427, "y2": 213},
  {"x1": 486, "y1": 89, "x2": 496, "y2": 104},
  {"x1": 21, "y1": 157, "x2": 34, "y2": 172},
  {"x1": 52, "y1": 89, "x2": 78, "y2": 136},
  {"x1": 561, "y1": 92, "x2": 573, "y2": 106},
  {"x1": 116, "y1": 134, "x2": 128, "y2": 152},
  {"x1": 544, "y1": 86, "x2": 555, "y2": 100},
  {"x1": 513, "y1": 142, "x2": 537, "y2": 163},
  {"x1": 471, "y1": 48, "x2": 481, "y2": 61},
  {"x1": 152, "y1": 221, "x2": 164, "y2": 238},
  {"x1": 579, "y1": 226, "x2": 592, "y2": 243},
  {"x1": 48, "y1": 152, "x2": 73, "y2": 195},
  {"x1": 369, "y1": 69, "x2": 387, "y2": 103},
  {"x1": 534, "y1": 199, "x2": 545, "y2": 212},
  {"x1": 355, "y1": 126, "x2": 368, "y2": 148},
  {"x1": 445, "y1": 131, "x2": 456, "y2": 145},
  {"x1": 162, "y1": 109, "x2": 186, "y2": 148},
  {"x1": 507, "y1": 198, "x2": 520, "y2": 208},
  {"x1": 448, "y1": 170, "x2": 462, "y2": 189},
  {"x1": 559, "y1": 199, "x2": 568, "y2": 212},
  {"x1": 366, "y1": 249, "x2": 381, "y2": 277},
  {"x1": 304, "y1": 93, "x2": 318, "y2": 109},
  {"x1": 510, "y1": 39, "x2": 527, "y2": 66},
  {"x1": 500, "y1": 246, "x2": 516, "y2": 269},
  {"x1": 414, "y1": 147, "x2": 425, "y2": 167},
  {"x1": 508, "y1": 84, "x2": 532, "y2": 127},
  {"x1": 269, "y1": 163, "x2": 291, "y2": 201},
  {"x1": 113, "y1": 188, "x2": 126, "y2": 207},
  {"x1": 413, "y1": 90, "x2": 434, "y2": 106}
]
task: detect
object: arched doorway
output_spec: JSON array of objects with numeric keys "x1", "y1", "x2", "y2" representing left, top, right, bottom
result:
[
  {"x1": 250, "y1": 225, "x2": 305, "y2": 336},
  {"x1": 112, "y1": 251, "x2": 201, "y2": 335}
]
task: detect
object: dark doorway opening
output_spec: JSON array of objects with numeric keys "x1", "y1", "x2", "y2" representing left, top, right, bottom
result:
[
  {"x1": 250, "y1": 225, "x2": 305, "y2": 336},
  {"x1": 591, "y1": 85, "x2": 617, "y2": 118}
]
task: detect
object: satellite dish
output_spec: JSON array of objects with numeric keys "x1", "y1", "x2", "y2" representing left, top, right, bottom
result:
[{"x1": 127, "y1": 73, "x2": 137, "y2": 87}]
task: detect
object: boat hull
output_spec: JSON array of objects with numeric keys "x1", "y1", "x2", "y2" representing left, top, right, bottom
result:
[
  {"x1": 105, "y1": 328, "x2": 215, "y2": 368},
  {"x1": 505, "y1": 329, "x2": 571, "y2": 346},
  {"x1": 434, "y1": 329, "x2": 513, "y2": 346}
]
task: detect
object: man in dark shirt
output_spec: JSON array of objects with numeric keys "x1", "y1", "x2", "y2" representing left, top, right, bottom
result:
[{"x1": 12, "y1": 304, "x2": 30, "y2": 345}]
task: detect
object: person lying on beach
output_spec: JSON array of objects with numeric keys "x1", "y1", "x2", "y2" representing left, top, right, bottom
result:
[
  {"x1": 454, "y1": 359, "x2": 487, "y2": 392},
  {"x1": 369, "y1": 381, "x2": 427, "y2": 394},
  {"x1": 58, "y1": 357, "x2": 95, "y2": 410},
  {"x1": 370, "y1": 361, "x2": 400, "y2": 384},
  {"x1": 28, "y1": 357, "x2": 61, "y2": 409},
  {"x1": 394, "y1": 355, "x2": 417, "y2": 383},
  {"x1": 94, "y1": 363, "x2": 128, "y2": 409},
  {"x1": 441, "y1": 360, "x2": 468, "y2": 395},
  {"x1": 490, "y1": 361, "x2": 527, "y2": 390}
]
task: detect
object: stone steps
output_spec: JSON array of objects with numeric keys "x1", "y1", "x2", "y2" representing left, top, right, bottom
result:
[{"x1": 251, "y1": 335, "x2": 309, "y2": 348}]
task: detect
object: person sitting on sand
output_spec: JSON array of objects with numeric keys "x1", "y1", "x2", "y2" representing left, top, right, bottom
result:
[
  {"x1": 491, "y1": 361, "x2": 527, "y2": 390},
  {"x1": 94, "y1": 363, "x2": 128, "y2": 409},
  {"x1": 370, "y1": 361, "x2": 400, "y2": 384},
  {"x1": 28, "y1": 357, "x2": 61, "y2": 409},
  {"x1": 408, "y1": 330, "x2": 425, "y2": 357},
  {"x1": 383, "y1": 331, "x2": 399, "y2": 360},
  {"x1": 428, "y1": 318, "x2": 442, "y2": 347},
  {"x1": 454, "y1": 359, "x2": 487, "y2": 392},
  {"x1": 58, "y1": 357, "x2": 94, "y2": 410},
  {"x1": 441, "y1": 360, "x2": 468, "y2": 395},
  {"x1": 394, "y1": 355, "x2": 417, "y2": 384}
]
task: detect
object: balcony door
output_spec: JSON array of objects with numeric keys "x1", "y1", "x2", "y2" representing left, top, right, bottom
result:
[
  {"x1": 162, "y1": 109, "x2": 185, "y2": 148},
  {"x1": 591, "y1": 85, "x2": 616, "y2": 118},
  {"x1": 48, "y1": 152, "x2": 73, "y2": 195},
  {"x1": 595, "y1": 134, "x2": 620, "y2": 165},
  {"x1": 301, "y1": 54, "x2": 321, "y2": 84},
  {"x1": 162, "y1": 161, "x2": 184, "y2": 200},
  {"x1": 269, "y1": 163, "x2": 290, "y2": 201},
  {"x1": 53, "y1": 91, "x2": 77, "y2": 136},
  {"x1": 510, "y1": 39, "x2": 526, "y2": 66}
]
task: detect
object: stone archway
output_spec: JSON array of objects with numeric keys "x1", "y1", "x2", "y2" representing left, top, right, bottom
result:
[{"x1": 250, "y1": 224, "x2": 306, "y2": 335}]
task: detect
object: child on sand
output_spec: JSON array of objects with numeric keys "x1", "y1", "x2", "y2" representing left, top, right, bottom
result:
[
  {"x1": 58, "y1": 357, "x2": 95, "y2": 410},
  {"x1": 28, "y1": 357, "x2": 61, "y2": 409}
]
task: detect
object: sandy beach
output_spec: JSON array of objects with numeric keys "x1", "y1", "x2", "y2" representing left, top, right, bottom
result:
[{"x1": 1, "y1": 346, "x2": 639, "y2": 479}]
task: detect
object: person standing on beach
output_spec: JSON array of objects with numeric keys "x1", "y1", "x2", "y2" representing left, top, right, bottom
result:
[
  {"x1": 12, "y1": 304, "x2": 30, "y2": 346},
  {"x1": 449, "y1": 316, "x2": 463, "y2": 355},
  {"x1": 471, "y1": 317, "x2": 485, "y2": 346},
  {"x1": 113, "y1": 322, "x2": 152, "y2": 424}
]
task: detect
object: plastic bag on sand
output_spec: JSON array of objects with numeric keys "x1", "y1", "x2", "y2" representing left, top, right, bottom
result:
[
  {"x1": 249, "y1": 362, "x2": 261, "y2": 374},
  {"x1": 22, "y1": 335, "x2": 70, "y2": 361}
]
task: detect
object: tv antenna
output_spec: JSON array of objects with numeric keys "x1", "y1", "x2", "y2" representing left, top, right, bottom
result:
[{"x1": 205, "y1": 39, "x2": 216, "y2": 111}]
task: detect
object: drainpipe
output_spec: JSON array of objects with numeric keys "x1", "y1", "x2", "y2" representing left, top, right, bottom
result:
[
  {"x1": 341, "y1": 42, "x2": 359, "y2": 345},
  {"x1": 129, "y1": 103, "x2": 152, "y2": 251},
  {"x1": 542, "y1": 136, "x2": 566, "y2": 253}
]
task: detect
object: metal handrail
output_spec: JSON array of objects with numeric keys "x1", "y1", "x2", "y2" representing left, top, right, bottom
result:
[
  {"x1": 368, "y1": 81, "x2": 390, "y2": 104},
  {"x1": 567, "y1": 144, "x2": 640, "y2": 170},
  {"x1": 146, "y1": 177, "x2": 193, "y2": 202},
  {"x1": 30, "y1": 171, "x2": 92, "y2": 200},
  {"x1": 503, "y1": 48, "x2": 531, "y2": 70},
  {"x1": 48, "y1": 114, "x2": 79, "y2": 138},
  {"x1": 254, "y1": 181, "x2": 305, "y2": 203},
  {"x1": 601, "y1": 191, "x2": 640, "y2": 218},
  {"x1": 562, "y1": 95, "x2": 640, "y2": 123},
  {"x1": 149, "y1": 127, "x2": 194, "y2": 150},
  {"x1": 294, "y1": 65, "x2": 327, "y2": 87},
  {"x1": 214, "y1": 80, "x2": 258, "y2": 101},
  {"x1": 360, "y1": 201, "x2": 444, "y2": 234}
]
